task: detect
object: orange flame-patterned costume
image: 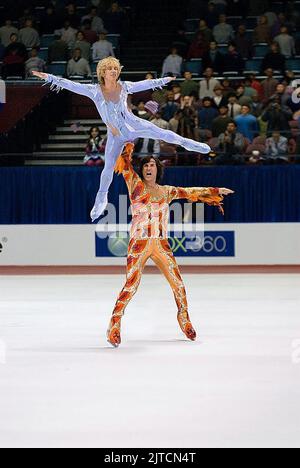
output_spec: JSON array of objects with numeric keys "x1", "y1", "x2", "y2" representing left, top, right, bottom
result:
[{"x1": 107, "y1": 143, "x2": 224, "y2": 347}]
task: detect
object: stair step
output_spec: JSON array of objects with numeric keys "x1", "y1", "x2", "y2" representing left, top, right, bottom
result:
[
  {"x1": 49, "y1": 135, "x2": 88, "y2": 141},
  {"x1": 56, "y1": 126, "x2": 106, "y2": 133},
  {"x1": 41, "y1": 143, "x2": 86, "y2": 150},
  {"x1": 26, "y1": 160, "x2": 84, "y2": 166},
  {"x1": 64, "y1": 119, "x2": 102, "y2": 125}
]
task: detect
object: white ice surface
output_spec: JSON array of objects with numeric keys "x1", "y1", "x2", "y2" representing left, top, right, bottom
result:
[{"x1": 0, "y1": 273, "x2": 300, "y2": 448}]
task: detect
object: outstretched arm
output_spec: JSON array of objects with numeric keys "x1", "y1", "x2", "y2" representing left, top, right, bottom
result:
[
  {"x1": 32, "y1": 71, "x2": 96, "y2": 99},
  {"x1": 114, "y1": 143, "x2": 141, "y2": 195},
  {"x1": 168, "y1": 186, "x2": 234, "y2": 215},
  {"x1": 124, "y1": 76, "x2": 175, "y2": 94}
]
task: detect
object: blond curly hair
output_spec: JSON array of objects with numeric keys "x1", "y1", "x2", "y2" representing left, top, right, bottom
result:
[{"x1": 96, "y1": 57, "x2": 123, "y2": 85}]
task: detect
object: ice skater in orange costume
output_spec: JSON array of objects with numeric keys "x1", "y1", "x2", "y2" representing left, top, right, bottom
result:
[{"x1": 107, "y1": 143, "x2": 234, "y2": 347}]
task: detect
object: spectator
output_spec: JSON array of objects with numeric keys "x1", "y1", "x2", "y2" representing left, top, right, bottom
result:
[
  {"x1": 261, "y1": 68, "x2": 279, "y2": 102},
  {"x1": 84, "y1": 126, "x2": 105, "y2": 166},
  {"x1": 247, "y1": 74, "x2": 264, "y2": 101},
  {"x1": 271, "y1": 83, "x2": 290, "y2": 107},
  {"x1": 136, "y1": 110, "x2": 170, "y2": 156},
  {"x1": 262, "y1": 98, "x2": 292, "y2": 134},
  {"x1": 216, "y1": 121, "x2": 245, "y2": 165},
  {"x1": 265, "y1": 131, "x2": 289, "y2": 162},
  {"x1": 213, "y1": 14, "x2": 234, "y2": 44},
  {"x1": 162, "y1": 47, "x2": 183, "y2": 77},
  {"x1": 0, "y1": 19, "x2": 18, "y2": 47},
  {"x1": 187, "y1": 32, "x2": 209, "y2": 60},
  {"x1": 74, "y1": 31, "x2": 91, "y2": 62},
  {"x1": 40, "y1": 7, "x2": 60, "y2": 35},
  {"x1": 261, "y1": 42, "x2": 286, "y2": 74},
  {"x1": 172, "y1": 28, "x2": 190, "y2": 57},
  {"x1": 223, "y1": 43, "x2": 244, "y2": 74},
  {"x1": 202, "y1": 41, "x2": 224, "y2": 73},
  {"x1": 212, "y1": 105, "x2": 234, "y2": 137},
  {"x1": 235, "y1": 105, "x2": 259, "y2": 142},
  {"x1": 251, "y1": 94, "x2": 264, "y2": 117},
  {"x1": 198, "y1": 97, "x2": 219, "y2": 130},
  {"x1": 171, "y1": 83, "x2": 182, "y2": 103},
  {"x1": 104, "y1": 2, "x2": 124, "y2": 34},
  {"x1": 25, "y1": 47, "x2": 46, "y2": 78},
  {"x1": 19, "y1": 8, "x2": 37, "y2": 30},
  {"x1": 19, "y1": 19, "x2": 40, "y2": 48},
  {"x1": 244, "y1": 77, "x2": 259, "y2": 99},
  {"x1": 272, "y1": 12, "x2": 295, "y2": 38},
  {"x1": 56, "y1": 20, "x2": 77, "y2": 48},
  {"x1": 227, "y1": 93, "x2": 242, "y2": 118},
  {"x1": 134, "y1": 101, "x2": 151, "y2": 120},
  {"x1": 205, "y1": 2, "x2": 219, "y2": 29},
  {"x1": 161, "y1": 91, "x2": 180, "y2": 121},
  {"x1": 180, "y1": 95, "x2": 198, "y2": 139},
  {"x1": 2, "y1": 33, "x2": 27, "y2": 78},
  {"x1": 221, "y1": 78, "x2": 235, "y2": 99},
  {"x1": 195, "y1": 20, "x2": 214, "y2": 44},
  {"x1": 80, "y1": 20, "x2": 98, "y2": 45},
  {"x1": 236, "y1": 84, "x2": 254, "y2": 107},
  {"x1": 274, "y1": 26, "x2": 296, "y2": 58},
  {"x1": 48, "y1": 34, "x2": 69, "y2": 63},
  {"x1": 169, "y1": 110, "x2": 184, "y2": 134},
  {"x1": 213, "y1": 85, "x2": 227, "y2": 108},
  {"x1": 92, "y1": 31, "x2": 115, "y2": 61},
  {"x1": 63, "y1": 2, "x2": 81, "y2": 29},
  {"x1": 67, "y1": 48, "x2": 92, "y2": 77},
  {"x1": 253, "y1": 15, "x2": 271, "y2": 44},
  {"x1": 199, "y1": 67, "x2": 220, "y2": 100},
  {"x1": 181, "y1": 71, "x2": 199, "y2": 98},
  {"x1": 131, "y1": 72, "x2": 155, "y2": 106},
  {"x1": 82, "y1": 7, "x2": 105, "y2": 35},
  {"x1": 235, "y1": 24, "x2": 253, "y2": 59}
]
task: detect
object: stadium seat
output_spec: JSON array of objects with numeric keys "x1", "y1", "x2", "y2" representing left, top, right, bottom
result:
[
  {"x1": 286, "y1": 59, "x2": 300, "y2": 72},
  {"x1": 39, "y1": 48, "x2": 49, "y2": 61},
  {"x1": 218, "y1": 44, "x2": 228, "y2": 55},
  {"x1": 107, "y1": 34, "x2": 120, "y2": 48},
  {"x1": 41, "y1": 35, "x2": 55, "y2": 48},
  {"x1": 254, "y1": 43, "x2": 269, "y2": 58},
  {"x1": 47, "y1": 62, "x2": 67, "y2": 76},
  {"x1": 227, "y1": 16, "x2": 243, "y2": 30},
  {"x1": 246, "y1": 17, "x2": 259, "y2": 29},
  {"x1": 245, "y1": 59, "x2": 262, "y2": 72},
  {"x1": 184, "y1": 59, "x2": 202, "y2": 75}
]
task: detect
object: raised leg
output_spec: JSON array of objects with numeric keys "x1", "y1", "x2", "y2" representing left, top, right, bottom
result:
[
  {"x1": 151, "y1": 240, "x2": 197, "y2": 341},
  {"x1": 134, "y1": 120, "x2": 211, "y2": 154},
  {"x1": 107, "y1": 239, "x2": 150, "y2": 347}
]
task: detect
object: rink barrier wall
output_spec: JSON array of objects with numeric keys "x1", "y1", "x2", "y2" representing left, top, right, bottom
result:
[{"x1": 0, "y1": 223, "x2": 299, "y2": 267}]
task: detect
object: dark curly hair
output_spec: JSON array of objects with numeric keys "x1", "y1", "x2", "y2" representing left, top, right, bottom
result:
[{"x1": 138, "y1": 156, "x2": 164, "y2": 184}]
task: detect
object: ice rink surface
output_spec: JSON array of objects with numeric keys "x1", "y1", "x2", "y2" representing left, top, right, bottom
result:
[{"x1": 0, "y1": 273, "x2": 300, "y2": 448}]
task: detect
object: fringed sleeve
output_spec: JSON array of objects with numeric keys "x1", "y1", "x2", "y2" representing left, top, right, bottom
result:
[
  {"x1": 114, "y1": 143, "x2": 141, "y2": 194},
  {"x1": 123, "y1": 77, "x2": 171, "y2": 94},
  {"x1": 42, "y1": 74, "x2": 96, "y2": 99},
  {"x1": 168, "y1": 186, "x2": 225, "y2": 215}
]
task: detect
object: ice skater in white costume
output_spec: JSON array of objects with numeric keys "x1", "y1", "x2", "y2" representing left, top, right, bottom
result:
[{"x1": 32, "y1": 58, "x2": 211, "y2": 221}]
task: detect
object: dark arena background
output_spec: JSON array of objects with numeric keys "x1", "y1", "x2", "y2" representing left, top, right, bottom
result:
[{"x1": 0, "y1": 0, "x2": 300, "y2": 450}]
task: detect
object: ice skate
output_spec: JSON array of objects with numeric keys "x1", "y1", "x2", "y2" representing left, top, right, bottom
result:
[
  {"x1": 90, "y1": 191, "x2": 108, "y2": 222},
  {"x1": 107, "y1": 315, "x2": 122, "y2": 348},
  {"x1": 177, "y1": 311, "x2": 197, "y2": 341}
]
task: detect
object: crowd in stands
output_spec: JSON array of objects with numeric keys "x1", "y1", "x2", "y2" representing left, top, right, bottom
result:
[{"x1": 0, "y1": 0, "x2": 130, "y2": 79}]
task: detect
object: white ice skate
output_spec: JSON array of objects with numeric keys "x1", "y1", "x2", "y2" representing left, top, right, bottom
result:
[{"x1": 90, "y1": 190, "x2": 108, "y2": 222}]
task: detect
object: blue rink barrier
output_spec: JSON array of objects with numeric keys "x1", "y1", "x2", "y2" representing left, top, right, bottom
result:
[{"x1": 0, "y1": 165, "x2": 300, "y2": 224}]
